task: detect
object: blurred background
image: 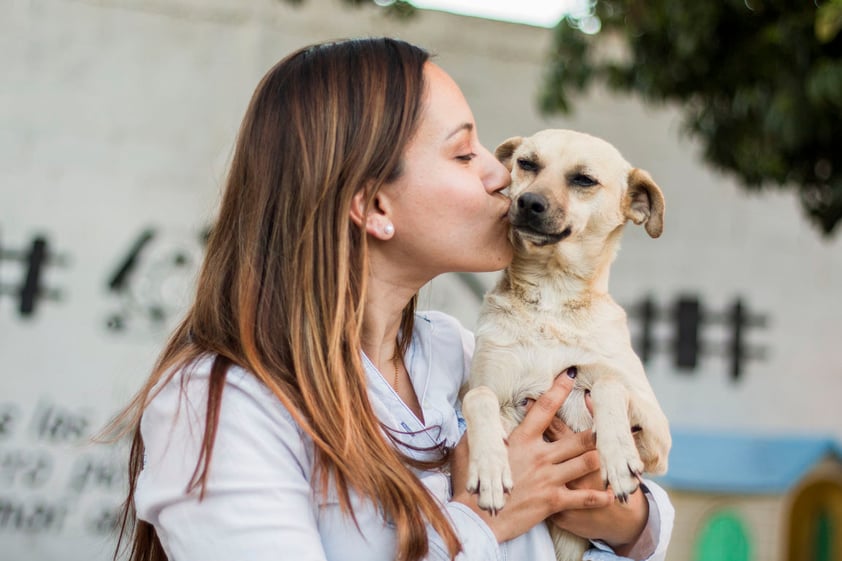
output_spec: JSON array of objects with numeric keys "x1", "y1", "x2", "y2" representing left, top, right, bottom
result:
[{"x1": 2, "y1": 0, "x2": 841, "y2": 559}]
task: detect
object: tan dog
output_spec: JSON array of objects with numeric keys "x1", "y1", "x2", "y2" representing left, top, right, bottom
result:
[{"x1": 461, "y1": 129, "x2": 671, "y2": 560}]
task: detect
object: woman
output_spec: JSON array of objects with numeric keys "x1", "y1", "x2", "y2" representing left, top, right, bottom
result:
[{"x1": 113, "y1": 38, "x2": 672, "y2": 561}]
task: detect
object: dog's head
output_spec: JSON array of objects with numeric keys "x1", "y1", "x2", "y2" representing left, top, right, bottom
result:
[{"x1": 496, "y1": 129, "x2": 664, "y2": 260}]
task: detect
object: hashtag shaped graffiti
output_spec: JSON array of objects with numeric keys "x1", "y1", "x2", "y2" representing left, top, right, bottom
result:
[{"x1": 0, "y1": 234, "x2": 67, "y2": 318}]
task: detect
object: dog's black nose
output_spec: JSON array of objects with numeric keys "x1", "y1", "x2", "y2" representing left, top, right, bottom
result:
[{"x1": 516, "y1": 192, "x2": 548, "y2": 218}]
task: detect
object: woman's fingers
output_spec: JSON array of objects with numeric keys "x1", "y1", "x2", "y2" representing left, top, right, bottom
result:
[
  {"x1": 553, "y1": 486, "x2": 614, "y2": 511},
  {"x1": 550, "y1": 485, "x2": 648, "y2": 548},
  {"x1": 523, "y1": 398, "x2": 574, "y2": 442},
  {"x1": 544, "y1": 414, "x2": 574, "y2": 441},
  {"x1": 514, "y1": 371, "x2": 575, "y2": 439},
  {"x1": 546, "y1": 430, "x2": 598, "y2": 465},
  {"x1": 453, "y1": 370, "x2": 617, "y2": 543},
  {"x1": 565, "y1": 458, "x2": 606, "y2": 491},
  {"x1": 548, "y1": 446, "x2": 601, "y2": 484}
]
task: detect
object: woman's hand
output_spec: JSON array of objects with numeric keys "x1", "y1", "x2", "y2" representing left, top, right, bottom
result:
[
  {"x1": 450, "y1": 373, "x2": 614, "y2": 543},
  {"x1": 541, "y1": 397, "x2": 650, "y2": 555}
]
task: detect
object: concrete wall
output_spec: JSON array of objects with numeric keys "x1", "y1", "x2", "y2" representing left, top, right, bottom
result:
[{"x1": 2, "y1": 0, "x2": 841, "y2": 559}]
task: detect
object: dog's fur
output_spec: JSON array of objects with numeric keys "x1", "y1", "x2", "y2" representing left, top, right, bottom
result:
[{"x1": 461, "y1": 129, "x2": 671, "y2": 560}]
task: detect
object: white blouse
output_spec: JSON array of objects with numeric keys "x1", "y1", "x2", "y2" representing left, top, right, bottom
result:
[{"x1": 135, "y1": 311, "x2": 673, "y2": 560}]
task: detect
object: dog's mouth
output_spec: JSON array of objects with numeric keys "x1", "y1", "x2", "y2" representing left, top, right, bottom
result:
[{"x1": 513, "y1": 224, "x2": 573, "y2": 246}]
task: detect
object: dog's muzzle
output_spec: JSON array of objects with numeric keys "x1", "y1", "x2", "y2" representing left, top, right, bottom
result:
[{"x1": 510, "y1": 192, "x2": 572, "y2": 246}]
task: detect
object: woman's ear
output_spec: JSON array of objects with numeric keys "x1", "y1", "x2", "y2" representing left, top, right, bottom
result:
[{"x1": 350, "y1": 187, "x2": 395, "y2": 240}]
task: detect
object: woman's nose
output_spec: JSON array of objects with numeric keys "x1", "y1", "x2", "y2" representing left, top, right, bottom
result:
[{"x1": 482, "y1": 148, "x2": 511, "y2": 193}]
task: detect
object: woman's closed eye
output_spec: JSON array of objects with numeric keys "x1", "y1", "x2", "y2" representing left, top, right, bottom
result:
[{"x1": 456, "y1": 153, "x2": 477, "y2": 162}]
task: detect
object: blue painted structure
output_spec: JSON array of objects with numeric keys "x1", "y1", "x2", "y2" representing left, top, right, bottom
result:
[{"x1": 655, "y1": 430, "x2": 842, "y2": 494}]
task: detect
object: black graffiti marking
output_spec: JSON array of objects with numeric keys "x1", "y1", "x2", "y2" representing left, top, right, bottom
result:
[
  {"x1": 29, "y1": 401, "x2": 91, "y2": 444},
  {"x1": 86, "y1": 503, "x2": 121, "y2": 536},
  {"x1": 627, "y1": 295, "x2": 769, "y2": 382},
  {"x1": 106, "y1": 229, "x2": 156, "y2": 332},
  {"x1": 68, "y1": 455, "x2": 126, "y2": 493},
  {"x1": 0, "y1": 497, "x2": 68, "y2": 534},
  {"x1": 0, "y1": 234, "x2": 67, "y2": 317},
  {"x1": 105, "y1": 227, "x2": 203, "y2": 332},
  {"x1": 0, "y1": 405, "x2": 20, "y2": 440},
  {"x1": 108, "y1": 229, "x2": 156, "y2": 292},
  {"x1": 0, "y1": 449, "x2": 53, "y2": 489}
]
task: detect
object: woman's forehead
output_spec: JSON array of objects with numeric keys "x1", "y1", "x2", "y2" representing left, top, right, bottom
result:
[{"x1": 420, "y1": 63, "x2": 475, "y2": 139}]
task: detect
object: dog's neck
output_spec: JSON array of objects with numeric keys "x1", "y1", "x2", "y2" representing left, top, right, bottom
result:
[{"x1": 500, "y1": 226, "x2": 624, "y2": 312}]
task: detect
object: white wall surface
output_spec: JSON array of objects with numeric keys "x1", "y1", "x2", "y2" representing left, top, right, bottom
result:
[{"x1": 2, "y1": 0, "x2": 840, "y2": 559}]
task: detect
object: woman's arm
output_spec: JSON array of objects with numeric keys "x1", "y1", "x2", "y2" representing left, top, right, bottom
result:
[
  {"x1": 138, "y1": 366, "x2": 574, "y2": 561},
  {"x1": 574, "y1": 480, "x2": 673, "y2": 561},
  {"x1": 135, "y1": 369, "x2": 329, "y2": 561}
]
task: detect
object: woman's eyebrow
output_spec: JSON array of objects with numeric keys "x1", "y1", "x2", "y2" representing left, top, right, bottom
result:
[{"x1": 445, "y1": 122, "x2": 473, "y2": 140}]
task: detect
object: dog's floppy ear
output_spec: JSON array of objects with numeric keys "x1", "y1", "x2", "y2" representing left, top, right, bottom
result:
[
  {"x1": 624, "y1": 168, "x2": 665, "y2": 238},
  {"x1": 494, "y1": 136, "x2": 524, "y2": 171}
]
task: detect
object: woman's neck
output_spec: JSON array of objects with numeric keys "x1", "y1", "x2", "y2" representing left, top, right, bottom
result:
[
  {"x1": 361, "y1": 264, "x2": 427, "y2": 422},
  {"x1": 361, "y1": 267, "x2": 419, "y2": 368},
  {"x1": 363, "y1": 244, "x2": 431, "y2": 354}
]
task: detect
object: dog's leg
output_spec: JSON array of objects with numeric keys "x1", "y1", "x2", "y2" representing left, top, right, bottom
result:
[
  {"x1": 629, "y1": 394, "x2": 671, "y2": 475},
  {"x1": 589, "y1": 372, "x2": 644, "y2": 502},
  {"x1": 549, "y1": 524, "x2": 588, "y2": 561},
  {"x1": 462, "y1": 385, "x2": 513, "y2": 513}
]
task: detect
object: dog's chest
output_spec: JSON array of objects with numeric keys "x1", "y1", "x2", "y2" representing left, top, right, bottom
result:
[
  {"x1": 536, "y1": 312, "x2": 586, "y2": 344},
  {"x1": 495, "y1": 296, "x2": 604, "y2": 348},
  {"x1": 523, "y1": 309, "x2": 598, "y2": 355},
  {"x1": 480, "y1": 293, "x2": 629, "y2": 373}
]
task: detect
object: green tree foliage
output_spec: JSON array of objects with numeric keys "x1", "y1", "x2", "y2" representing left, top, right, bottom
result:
[{"x1": 542, "y1": 0, "x2": 842, "y2": 236}]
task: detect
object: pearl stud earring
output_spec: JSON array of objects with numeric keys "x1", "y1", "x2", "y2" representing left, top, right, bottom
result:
[{"x1": 384, "y1": 223, "x2": 395, "y2": 236}]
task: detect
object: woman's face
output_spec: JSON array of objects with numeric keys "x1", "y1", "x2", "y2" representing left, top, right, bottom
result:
[{"x1": 381, "y1": 63, "x2": 512, "y2": 281}]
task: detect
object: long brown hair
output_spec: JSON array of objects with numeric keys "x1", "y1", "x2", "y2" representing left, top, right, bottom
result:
[{"x1": 111, "y1": 38, "x2": 461, "y2": 561}]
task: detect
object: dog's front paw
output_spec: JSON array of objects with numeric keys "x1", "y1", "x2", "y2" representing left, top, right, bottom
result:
[
  {"x1": 466, "y1": 438, "x2": 512, "y2": 514},
  {"x1": 598, "y1": 436, "x2": 644, "y2": 503}
]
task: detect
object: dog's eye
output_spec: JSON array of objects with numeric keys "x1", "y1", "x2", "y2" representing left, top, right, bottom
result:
[
  {"x1": 516, "y1": 158, "x2": 539, "y2": 173},
  {"x1": 570, "y1": 173, "x2": 598, "y2": 187}
]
